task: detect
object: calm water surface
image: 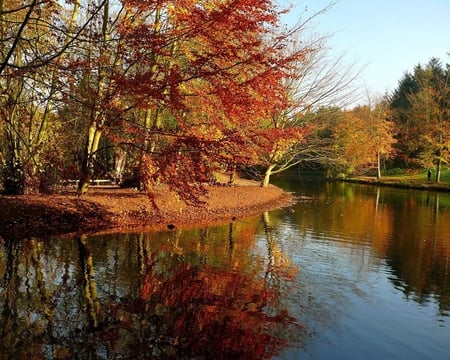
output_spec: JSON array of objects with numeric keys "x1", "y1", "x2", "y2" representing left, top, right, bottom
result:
[{"x1": 1, "y1": 179, "x2": 449, "y2": 359}]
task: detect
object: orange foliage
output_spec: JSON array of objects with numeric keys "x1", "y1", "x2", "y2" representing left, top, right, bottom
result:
[{"x1": 111, "y1": 0, "x2": 309, "y2": 202}]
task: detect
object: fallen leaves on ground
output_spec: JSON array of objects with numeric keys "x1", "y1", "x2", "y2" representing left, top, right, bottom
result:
[{"x1": 0, "y1": 180, "x2": 292, "y2": 240}]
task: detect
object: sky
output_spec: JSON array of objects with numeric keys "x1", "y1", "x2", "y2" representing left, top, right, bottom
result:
[{"x1": 280, "y1": 0, "x2": 450, "y2": 103}]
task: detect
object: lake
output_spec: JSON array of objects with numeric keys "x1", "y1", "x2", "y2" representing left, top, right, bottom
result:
[{"x1": 1, "y1": 178, "x2": 449, "y2": 359}]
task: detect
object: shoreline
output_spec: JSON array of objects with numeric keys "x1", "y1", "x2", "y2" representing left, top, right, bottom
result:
[
  {"x1": 0, "y1": 182, "x2": 293, "y2": 240},
  {"x1": 4, "y1": 174, "x2": 447, "y2": 241},
  {"x1": 342, "y1": 176, "x2": 450, "y2": 192}
]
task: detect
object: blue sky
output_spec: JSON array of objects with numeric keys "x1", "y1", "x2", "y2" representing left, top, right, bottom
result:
[{"x1": 280, "y1": 0, "x2": 450, "y2": 101}]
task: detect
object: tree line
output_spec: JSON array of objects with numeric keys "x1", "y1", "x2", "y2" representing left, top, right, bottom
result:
[
  {"x1": 254, "y1": 57, "x2": 450, "y2": 184},
  {"x1": 390, "y1": 57, "x2": 450, "y2": 182},
  {"x1": 0, "y1": 1, "x2": 448, "y2": 201}
]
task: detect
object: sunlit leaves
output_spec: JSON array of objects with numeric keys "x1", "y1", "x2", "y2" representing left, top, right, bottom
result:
[
  {"x1": 0, "y1": 0, "x2": 312, "y2": 198},
  {"x1": 331, "y1": 103, "x2": 396, "y2": 176},
  {"x1": 112, "y1": 0, "x2": 304, "y2": 200}
]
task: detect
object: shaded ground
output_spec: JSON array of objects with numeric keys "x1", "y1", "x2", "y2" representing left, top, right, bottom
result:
[{"x1": 0, "y1": 179, "x2": 293, "y2": 240}]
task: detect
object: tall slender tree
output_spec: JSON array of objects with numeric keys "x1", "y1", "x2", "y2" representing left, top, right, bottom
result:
[{"x1": 257, "y1": 32, "x2": 362, "y2": 186}]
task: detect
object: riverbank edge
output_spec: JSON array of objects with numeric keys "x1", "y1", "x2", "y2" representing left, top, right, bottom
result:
[
  {"x1": 341, "y1": 176, "x2": 450, "y2": 192},
  {"x1": 0, "y1": 182, "x2": 294, "y2": 240}
]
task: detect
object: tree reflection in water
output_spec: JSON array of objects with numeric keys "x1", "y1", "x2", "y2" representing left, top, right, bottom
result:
[{"x1": 0, "y1": 218, "x2": 303, "y2": 359}]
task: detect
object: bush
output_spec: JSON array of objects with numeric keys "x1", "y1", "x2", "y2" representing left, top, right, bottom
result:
[{"x1": 383, "y1": 168, "x2": 407, "y2": 176}]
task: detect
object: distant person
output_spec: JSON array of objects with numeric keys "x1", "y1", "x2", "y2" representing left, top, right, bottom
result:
[{"x1": 428, "y1": 168, "x2": 432, "y2": 182}]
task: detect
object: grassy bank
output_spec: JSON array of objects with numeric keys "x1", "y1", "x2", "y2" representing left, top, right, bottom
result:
[{"x1": 344, "y1": 168, "x2": 450, "y2": 192}]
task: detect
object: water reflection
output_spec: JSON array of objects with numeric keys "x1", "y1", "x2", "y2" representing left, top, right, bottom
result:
[
  {"x1": 274, "y1": 178, "x2": 450, "y2": 313},
  {"x1": 270, "y1": 179, "x2": 450, "y2": 358},
  {"x1": 0, "y1": 219, "x2": 302, "y2": 359},
  {"x1": 2, "y1": 179, "x2": 450, "y2": 359}
]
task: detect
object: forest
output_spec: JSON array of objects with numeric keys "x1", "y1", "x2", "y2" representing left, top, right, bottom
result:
[{"x1": 1, "y1": 1, "x2": 449, "y2": 201}]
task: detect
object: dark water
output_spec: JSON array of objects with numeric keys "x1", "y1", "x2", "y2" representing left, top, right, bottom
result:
[{"x1": 1, "y1": 179, "x2": 449, "y2": 359}]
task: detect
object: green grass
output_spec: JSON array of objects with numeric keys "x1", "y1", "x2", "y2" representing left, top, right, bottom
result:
[
  {"x1": 346, "y1": 167, "x2": 450, "y2": 192},
  {"x1": 382, "y1": 168, "x2": 450, "y2": 183}
]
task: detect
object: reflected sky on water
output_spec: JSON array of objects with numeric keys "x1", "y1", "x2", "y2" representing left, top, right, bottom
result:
[{"x1": 1, "y1": 178, "x2": 450, "y2": 359}]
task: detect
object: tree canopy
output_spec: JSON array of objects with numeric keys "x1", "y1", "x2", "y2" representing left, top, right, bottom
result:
[
  {"x1": 390, "y1": 57, "x2": 450, "y2": 181},
  {"x1": 0, "y1": 0, "x2": 316, "y2": 199}
]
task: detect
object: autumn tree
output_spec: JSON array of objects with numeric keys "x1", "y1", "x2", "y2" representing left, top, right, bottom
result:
[
  {"x1": 366, "y1": 96, "x2": 397, "y2": 178},
  {"x1": 256, "y1": 27, "x2": 362, "y2": 186},
  {"x1": 102, "y1": 0, "x2": 311, "y2": 202},
  {"x1": 0, "y1": 0, "x2": 107, "y2": 194},
  {"x1": 331, "y1": 108, "x2": 372, "y2": 175},
  {"x1": 0, "y1": 0, "x2": 69, "y2": 193},
  {"x1": 63, "y1": 0, "x2": 124, "y2": 195},
  {"x1": 1, "y1": 0, "x2": 358, "y2": 200},
  {"x1": 331, "y1": 102, "x2": 395, "y2": 177},
  {"x1": 406, "y1": 59, "x2": 449, "y2": 182}
]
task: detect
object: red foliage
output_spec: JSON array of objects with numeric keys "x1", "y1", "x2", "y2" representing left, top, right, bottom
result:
[
  {"x1": 138, "y1": 259, "x2": 301, "y2": 359},
  {"x1": 110, "y1": 0, "x2": 309, "y2": 201}
]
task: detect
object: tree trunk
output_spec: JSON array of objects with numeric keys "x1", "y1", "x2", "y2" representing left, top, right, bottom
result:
[
  {"x1": 3, "y1": 158, "x2": 24, "y2": 195},
  {"x1": 377, "y1": 150, "x2": 381, "y2": 179},
  {"x1": 114, "y1": 148, "x2": 126, "y2": 185},
  {"x1": 262, "y1": 164, "x2": 276, "y2": 187},
  {"x1": 78, "y1": 125, "x2": 102, "y2": 195},
  {"x1": 77, "y1": 235, "x2": 102, "y2": 329},
  {"x1": 3, "y1": 126, "x2": 24, "y2": 194},
  {"x1": 436, "y1": 158, "x2": 441, "y2": 183},
  {"x1": 77, "y1": 0, "x2": 109, "y2": 195}
]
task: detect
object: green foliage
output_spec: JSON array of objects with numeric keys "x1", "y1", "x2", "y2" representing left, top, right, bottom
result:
[
  {"x1": 390, "y1": 57, "x2": 450, "y2": 176},
  {"x1": 383, "y1": 168, "x2": 408, "y2": 176},
  {"x1": 380, "y1": 167, "x2": 450, "y2": 184}
]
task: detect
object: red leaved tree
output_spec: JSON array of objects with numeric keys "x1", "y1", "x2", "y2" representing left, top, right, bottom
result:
[{"x1": 108, "y1": 0, "x2": 309, "y2": 202}]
